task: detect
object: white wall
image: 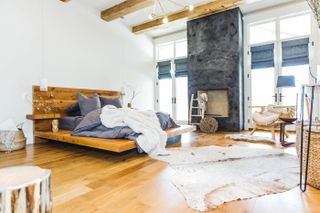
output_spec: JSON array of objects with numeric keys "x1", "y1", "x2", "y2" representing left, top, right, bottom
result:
[{"x1": 0, "y1": 0, "x2": 154, "y2": 143}]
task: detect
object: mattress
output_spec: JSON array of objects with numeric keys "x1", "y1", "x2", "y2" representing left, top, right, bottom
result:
[{"x1": 59, "y1": 116, "x2": 83, "y2": 131}]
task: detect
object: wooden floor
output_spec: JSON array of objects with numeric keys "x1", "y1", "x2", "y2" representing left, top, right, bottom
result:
[{"x1": 1, "y1": 131, "x2": 319, "y2": 213}]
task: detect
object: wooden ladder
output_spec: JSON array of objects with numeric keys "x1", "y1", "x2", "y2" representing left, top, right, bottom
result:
[{"x1": 189, "y1": 94, "x2": 205, "y2": 125}]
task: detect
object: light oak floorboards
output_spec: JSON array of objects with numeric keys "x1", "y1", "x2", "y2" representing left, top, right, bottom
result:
[{"x1": 0, "y1": 131, "x2": 319, "y2": 213}]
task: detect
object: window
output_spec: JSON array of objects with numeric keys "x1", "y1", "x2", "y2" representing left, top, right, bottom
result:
[
  {"x1": 251, "y1": 67, "x2": 275, "y2": 107},
  {"x1": 249, "y1": 21, "x2": 276, "y2": 45},
  {"x1": 159, "y1": 79, "x2": 173, "y2": 115},
  {"x1": 157, "y1": 42, "x2": 174, "y2": 61},
  {"x1": 280, "y1": 14, "x2": 311, "y2": 39},
  {"x1": 156, "y1": 37, "x2": 188, "y2": 123},
  {"x1": 175, "y1": 39, "x2": 187, "y2": 58},
  {"x1": 247, "y1": 12, "x2": 313, "y2": 127},
  {"x1": 281, "y1": 65, "x2": 309, "y2": 106},
  {"x1": 157, "y1": 39, "x2": 187, "y2": 60}
]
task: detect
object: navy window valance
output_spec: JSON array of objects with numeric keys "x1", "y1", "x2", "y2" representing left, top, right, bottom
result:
[
  {"x1": 157, "y1": 61, "x2": 171, "y2": 79},
  {"x1": 175, "y1": 58, "x2": 188, "y2": 78},
  {"x1": 251, "y1": 43, "x2": 275, "y2": 69},
  {"x1": 282, "y1": 38, "x2": 309, "y2": 67}
]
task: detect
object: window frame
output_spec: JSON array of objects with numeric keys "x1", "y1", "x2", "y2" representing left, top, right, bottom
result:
[
  {"x1": 243, "y1": 3, "x2": 319, "y2": 130},
  {"x1": 154, "y1": 34, "x2": 188, "y2": 122}
]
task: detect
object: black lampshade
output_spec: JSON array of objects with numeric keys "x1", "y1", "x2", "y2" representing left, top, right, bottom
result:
[{"x1": 276, "y1": 75, "x2": 296, "y2": 88}]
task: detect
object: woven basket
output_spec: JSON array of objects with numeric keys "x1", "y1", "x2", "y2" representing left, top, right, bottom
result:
[
  {"x1": 0, "y1": 130, "x2": 26, "y2": 152},
  {"x1": 200, "y1": 117, "x2": 218, "y2": 133},
  {"x1": 296, "y1": 123, "x2": 320, "y2": 189}
]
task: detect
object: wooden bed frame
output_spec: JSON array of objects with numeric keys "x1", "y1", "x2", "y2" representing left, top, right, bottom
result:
[{"x1": 27, "y1": 86, "x2": 196, "y2": 153}]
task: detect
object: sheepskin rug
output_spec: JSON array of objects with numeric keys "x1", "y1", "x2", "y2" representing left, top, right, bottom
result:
[
  {"x1": 154, "y1": 146, "x2": 299, "y2": 211},
  {"x1": 225, "y1": 134, "x2": 276, "y2": 144}
]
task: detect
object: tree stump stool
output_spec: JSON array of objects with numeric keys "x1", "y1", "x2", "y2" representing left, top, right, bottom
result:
[
  {"x1": 0, "y1": 166, "x2": 52, "y2": 213},
  {"x1": 200, "y1": 117, "x2": 218, "y2": 133}
]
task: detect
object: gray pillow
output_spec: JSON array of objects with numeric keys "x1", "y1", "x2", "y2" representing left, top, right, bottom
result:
[
  {"x1": 77, "y1": 93, "x2": 101, "y2": 116},
  {"x1": 100, "y1": 96, "x2": 122, "y2": 108},
  {"x1": 65, "y1": 103, "x2": 81, "y2": 116},
  {"x1": 156, "y1": 112, "x2": 180, "y2": 130}
]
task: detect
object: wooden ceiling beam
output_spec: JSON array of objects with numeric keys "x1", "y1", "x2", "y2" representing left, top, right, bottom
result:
[
  {"x1": 101, "y1": 0, "x2": 154, "y2": 22},
  {"x1": 132, "y1": 0, "x2": 241, "y2": 34},
  {"x1": 60, "y1": 0, "x2": 71, "y2": 2}
]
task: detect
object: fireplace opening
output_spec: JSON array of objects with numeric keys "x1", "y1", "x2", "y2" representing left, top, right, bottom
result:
[{"x1": 197, "y1": 89, "x2": 229, "y2": 117}]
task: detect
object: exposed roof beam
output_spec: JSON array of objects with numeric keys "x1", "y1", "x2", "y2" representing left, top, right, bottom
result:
[
  {"x1": 132, "y1": 0, "x2": 241, "y2": 34},
  {"x1": 60, "y1": 0, "x2": 71, "y2": 2},
  {"x1": 101, "y1": 0, "x2": 154, "y2": 22}
]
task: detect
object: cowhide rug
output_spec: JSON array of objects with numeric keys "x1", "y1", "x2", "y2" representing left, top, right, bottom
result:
[
  {"x1": 225, "y1": 134, "x2": 276, "y2": 144},
  {"x1": 154, "y1": 146, "x2": 299, "y2": 211}
]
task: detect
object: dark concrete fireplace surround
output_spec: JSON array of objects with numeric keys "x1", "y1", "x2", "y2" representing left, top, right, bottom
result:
[{"x1": 187, "y1": 8, "x2": 244, "y2": 131}]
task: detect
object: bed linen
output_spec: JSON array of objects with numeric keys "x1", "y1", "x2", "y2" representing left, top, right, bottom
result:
[
  {"x1": 100, "y1": 107, "x2": 167, "y2": 155},
  {"x1": 71, "y1": 108, "x2": 179, "y2": 154}
]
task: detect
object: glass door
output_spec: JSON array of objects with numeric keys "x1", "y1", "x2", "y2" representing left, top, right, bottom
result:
[
  {"x1": 249, "y1": 20, "x2": 278, "y2": 111},
  {"x1": 278, "y1": 14, "x2": 312, "y2": 107},
  {"x1": 247, "y1": 13, "x2": 313, "y2": 128},
  {"x1": 175, "y1": 72, "x2": 188, "y2": 123},
  {"x1": 158, "y1": 78, "x2": 173, "y2": 116},
  {"x1": 156, "y1": 39, "x2": 189, "y2": 124}
]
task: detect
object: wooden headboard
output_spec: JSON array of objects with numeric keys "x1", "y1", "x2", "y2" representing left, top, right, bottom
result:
[{"x1": 31, "y1": 85, "x2": 123, "y2": 132}]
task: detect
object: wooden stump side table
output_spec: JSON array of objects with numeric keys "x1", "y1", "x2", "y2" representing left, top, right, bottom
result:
[
  {"x1": 0, "y1": 166, "x2": 52, "y2": 213},
  {"x1": 279, "y1": 120, "x2": 296, "y2": 147}
]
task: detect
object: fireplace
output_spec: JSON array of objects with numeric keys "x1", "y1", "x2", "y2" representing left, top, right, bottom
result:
[
  {"x1": 198, "y1": 89, "x2": 229, "y2": 117},
  {"x1": 187, "y1": 8, "x2": 244, "y2": 131}
]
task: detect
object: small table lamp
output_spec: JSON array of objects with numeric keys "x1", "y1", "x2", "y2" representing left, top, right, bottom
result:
[
  {"x1": 276, "y1": 75, "x2": 296, "y2": 107},
  {"x1": 276, "y1": 75, "x2": 295, "y2": 88},
  {"x1": 276, "y1": 75, "x2": 297, "y2": 122}
]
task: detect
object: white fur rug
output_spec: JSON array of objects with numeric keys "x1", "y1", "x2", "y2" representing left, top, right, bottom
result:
[
  {"x1": 225, "y1": 134, "x2": 276, "y2": 143},
  {"x1": 154, "y1": 146, "x2": 299, "y2": 211}
]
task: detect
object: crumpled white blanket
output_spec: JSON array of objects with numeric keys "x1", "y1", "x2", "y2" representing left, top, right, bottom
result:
[{"x1": 100, "y1": 105, "x2": 167, "y2": 156}]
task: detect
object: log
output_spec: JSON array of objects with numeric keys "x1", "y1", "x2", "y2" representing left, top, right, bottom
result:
[{"x1": 0, "y1": 166, "x2": 52, "y2": 213}]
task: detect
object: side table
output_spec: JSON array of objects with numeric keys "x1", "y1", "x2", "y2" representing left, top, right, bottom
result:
[
  {"x1": 279, "y1": 120, "x2": 296, "y2": 147},
  {"x1": 0, "y1": 166, "x2": 52, "y2": 213}
]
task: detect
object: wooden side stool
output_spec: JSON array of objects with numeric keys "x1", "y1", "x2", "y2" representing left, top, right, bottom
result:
[{"x1": 0, "y1": 166, "x2": 52, "y2": 213}]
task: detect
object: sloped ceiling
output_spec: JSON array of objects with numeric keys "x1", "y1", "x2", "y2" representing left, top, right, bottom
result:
[{"x1": 75, "y1": 0, "x2": 303, "y2": 37}]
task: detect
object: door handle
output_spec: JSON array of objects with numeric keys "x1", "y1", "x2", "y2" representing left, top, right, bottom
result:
[
  {"x1": 279, "y1": 93, "x2": 285, "y2": 102},
  {"x1": 272, "y1": 94, "x2": 278, "y2": 102}
]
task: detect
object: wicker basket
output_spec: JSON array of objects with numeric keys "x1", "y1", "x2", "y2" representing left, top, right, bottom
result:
[
  {"x1": 200, "y1": 117, "x2": 218, "y2": 133},
  {"x1": 296, "y1": 123, "x2": 320, "y2": 189},
  {"x1": 0, "y1": 130, "x2": 26, "y2": 152}
]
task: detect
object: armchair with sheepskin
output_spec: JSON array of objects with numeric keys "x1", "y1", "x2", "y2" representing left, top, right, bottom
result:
[{"x1": 250, "y1": 105, "x2": 295, "y2": 140}]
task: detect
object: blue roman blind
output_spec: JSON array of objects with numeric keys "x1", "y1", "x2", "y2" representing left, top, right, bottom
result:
[
  {"x1": 251, "y1": 44, "x2": 275, "y2": 69},
  {"x1": 282, "y1": 38, "x2": 309, "y2": 67},
  {"x1": 157, "y1": 61, "x2": 171, "y2": 79},
  {"x1": 175, "y1": 58, "x2": 188, "y2": 78}
]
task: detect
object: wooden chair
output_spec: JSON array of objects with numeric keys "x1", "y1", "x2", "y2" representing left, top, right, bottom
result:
[{"x1": 250, "y1": 105, "x2": 295, "y2": 140}]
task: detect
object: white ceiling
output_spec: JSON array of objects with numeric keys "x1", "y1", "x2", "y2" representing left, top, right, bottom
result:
[{"x1": 76, "y1": 0, "x2": 303, "y2": 37}]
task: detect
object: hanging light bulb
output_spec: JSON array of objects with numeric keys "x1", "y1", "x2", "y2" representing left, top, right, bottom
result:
[
  {"x1": 188, "y1": 4, "x2": 194, "y2": 11},
  {"x1": 148, "y1": 13, "x2": 154, "y2": 20},
  {"x1": 162, "y1": 16, "x2": 169, "y2": 24}
]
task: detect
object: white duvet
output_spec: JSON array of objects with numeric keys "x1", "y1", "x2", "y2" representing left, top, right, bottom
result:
[{"x1": 100, "y1": 106, "x2": 168, "y2": 155}]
